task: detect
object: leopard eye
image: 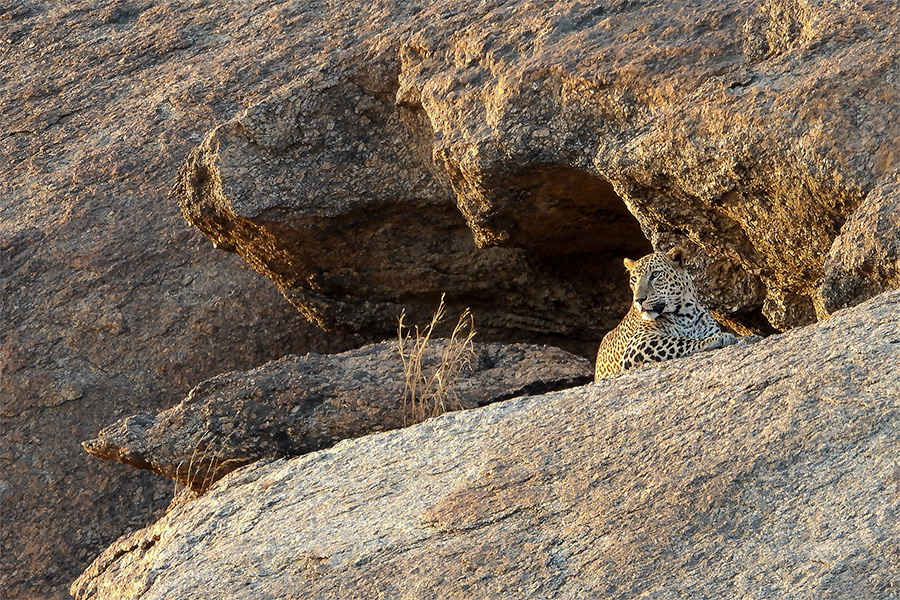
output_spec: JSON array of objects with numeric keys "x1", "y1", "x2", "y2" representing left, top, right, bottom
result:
[{"x1": 647, "y1": 271, "x2": 659, "y2": 282}]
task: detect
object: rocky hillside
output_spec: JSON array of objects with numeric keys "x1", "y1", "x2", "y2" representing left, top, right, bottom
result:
[
  {"x1": 72, "y1": 290, "x2": 900, "y2": 599},
  {"x1": 3, "y1": 0, "x2": 900, "y2": 598},
  {"x1": 2, "y1": 1, "x2": 352, "y2": 598}
]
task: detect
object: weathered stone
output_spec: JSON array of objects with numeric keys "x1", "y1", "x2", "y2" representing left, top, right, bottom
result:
[
  {"x1": 175, "y1": 63, "x2": 649, "y2": 355},
  {"x1": 817, "y1": 169, "x2": 900, "y2": 316},
  {"x1": 1, "y1": 1, "x2": 356, "y2": 597},
  {"x1": 7, "y1": 0, "x2": 900, "y2": 597},
  {"x1": 72, "y1": 290, "x2": 900, "y2": 600},
  {"x1": 82, "y1": 341, "x2": 591, "y2": 492},
  {"x1": 177, "y1": 0, "x2": 900, "y2": 336}
]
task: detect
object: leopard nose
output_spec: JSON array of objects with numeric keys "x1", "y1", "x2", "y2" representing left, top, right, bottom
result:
[{"x1": 635, "y1": 296, "x2": 647, "y2": 304}]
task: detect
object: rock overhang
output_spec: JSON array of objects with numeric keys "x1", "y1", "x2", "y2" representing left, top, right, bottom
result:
[{"x1": 173, "y1": 0, "x2": 900, "y2": 350}]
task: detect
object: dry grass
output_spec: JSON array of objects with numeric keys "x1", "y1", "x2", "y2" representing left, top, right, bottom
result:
[
  {"x1": 173, "y1": 429, "x2": 250, "y2": 497},
  {"x1": 397, "y1": 295, "x2": 476, "y2": 425}
]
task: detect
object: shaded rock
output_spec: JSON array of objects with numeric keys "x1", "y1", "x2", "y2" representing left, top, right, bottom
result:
[
  {"x1": 83, "y1": 341, "x2": 591, "y2": 492},
  {"x1": 817, "y1": 169, "x2": 900, "y2": 316},
  {"x1": 177, "y1": 0, "x2": 900, "y2": 338},
  {"x1": 7, "y1": 0, "x2": 900, "y2": 597},
  {"x1": 175, "y1": 62, "x2": 649, "y2": 356},
  {"x1": 0, "y1": 1, "x2": 360, "y2": 597},
  {"x1": 588, "y1": 0, "x2": 900, "y2": 328},
  {"x1": 72, "y1": 290, "x2": 900, "y2": 600}
]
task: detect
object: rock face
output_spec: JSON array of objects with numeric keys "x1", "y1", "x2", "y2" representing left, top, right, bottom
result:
[
  {"x1": 82, "y1": 341, "x2": 591, "y2": 492},
  {"x1": 818, "y1": 168, "x2": 900, "y2": 315},
  {"x1": 177, "y1": 0, "x2": 900, "y2": 340},
  {"x1": 1, "y1": 1, "x2": 355, "y2": 597},
  {"x1": 72, "y1": 290, "x2": 900, "y2": 600},
  {"x1": 6, "y1": 0, "x2": 900, "y2": 597},
  {"x1": 175, "y1": 59, "x2": 648, "y2": 354}
]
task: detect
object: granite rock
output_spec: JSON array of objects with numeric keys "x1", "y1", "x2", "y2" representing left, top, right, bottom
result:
[
  {"x1": 817, "y1": 169, "x2": 900, "y2": 316},
  {"x1": 82, "y1": 341, "x2": 591, "y2": 492},
  {"x1": 175, "y1": 57, "x2": 649, "y2": 355},
  {"x1": 0, "y1": 1, "x2": 354, "y2": 597},
  {"x1": 178, "y1": 0, "x2": 900, "y2": 337},
  {"x1": 72, "y1": 289, "x2": 900, "y2": 600},
  {"x1": 6, "y1": 0, "x2": 900, "y2": 597}
]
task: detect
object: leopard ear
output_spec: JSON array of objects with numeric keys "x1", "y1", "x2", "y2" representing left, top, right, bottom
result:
[
  {"x1": 667, "y1": 245, "x2": 685, "y2": 266},
  {"x1": 623, "y1": 257, "x2": 636, "y2": 271}
]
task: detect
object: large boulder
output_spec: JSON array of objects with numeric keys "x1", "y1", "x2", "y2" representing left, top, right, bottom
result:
[
  {"x1": 818, "y1": 168, "x2": 900, "y2": 314},
  {"x1": 72, "y1": 289, "x2": 900, "y2": 600},
  {"x1": 6, "y1": 0, "x2": 900, "y2": 597},
  {"x1": 174, "y1": 60, "x2": 648, "y2": 355},
  {"x1": 82, "y1": 341, "x2": 591, "y2": 492},
  {"x1": 177, "y1": 0, "x2": 900, "y2": 340}
]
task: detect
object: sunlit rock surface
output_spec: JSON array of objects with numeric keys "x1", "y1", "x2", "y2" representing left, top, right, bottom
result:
[{"x1": 73, "y1": 290, "x2": 900, "y2": 600}]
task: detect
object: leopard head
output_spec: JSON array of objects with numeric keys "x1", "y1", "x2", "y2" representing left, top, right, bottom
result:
[{"x1": 623, "y1": 246, "x2": 701, "y2": 321}]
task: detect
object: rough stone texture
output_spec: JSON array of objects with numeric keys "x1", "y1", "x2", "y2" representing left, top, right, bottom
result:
[
  {"x1": 72, "y1": 290, "x2": 900, "y2": 600},
  {"x1": 175, "y1": 60, "x2": 648, "y2": 354},
  {"x1": 177, "y1": 0, "x2": 900, "y2": 338},
  {"x1": 82, "y1": 341, "x2": 591, "y2": 492},
  {"x1": 7, "y1": 1, "x2": 900, "y2": 598},
  {"x1": 818, "y1": 168, "x2": 900, "y2": 316},
  {"x1": 0, "y1": 2, "x2": 355, "y2": 598}
]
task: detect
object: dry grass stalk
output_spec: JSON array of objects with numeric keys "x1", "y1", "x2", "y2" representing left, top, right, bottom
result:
[
  {"x1": 174, "y1": 429, "x2": 241, "y2": 496},
  {"x1": 397, "y1": 295, "x2": 476, "y2": 425}
]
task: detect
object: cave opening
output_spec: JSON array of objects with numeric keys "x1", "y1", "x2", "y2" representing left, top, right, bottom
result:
[
  {"x1": 465, "y1": 164, "x2": 655, "y2": 357},
  {"x1": 502, "y1": 164, "x2": 653, "y2": 260}
]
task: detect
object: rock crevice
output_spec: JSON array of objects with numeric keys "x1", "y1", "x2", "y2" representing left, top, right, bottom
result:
[
  {"x1": 83, "y1": 341, "x2": 592, "y2": 492},
  {"x1": 175, "y1": 41, "x2": 655, "y2": 354}
]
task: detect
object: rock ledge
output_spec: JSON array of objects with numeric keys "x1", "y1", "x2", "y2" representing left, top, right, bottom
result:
[{"x1": 73, "y1": 290, "x2": 900, "y2": 600}]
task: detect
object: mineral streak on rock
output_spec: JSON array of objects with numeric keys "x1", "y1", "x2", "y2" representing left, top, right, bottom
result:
[
  {"x1": 72, "y1": 290, "x2": 900, "y2": 600},
  {"x1": 83, "y1": 341, "x2": 591, "y2": 492}
]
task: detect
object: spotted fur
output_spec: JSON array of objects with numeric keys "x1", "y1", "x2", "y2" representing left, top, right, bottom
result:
[{"x1": 594, "y1": 247, "x2": 736, "y2": 379}]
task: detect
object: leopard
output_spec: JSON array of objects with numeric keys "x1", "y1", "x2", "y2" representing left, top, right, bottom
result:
[{"x1": 594, "y1": 246, "x2": 739, "y2": 380}]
